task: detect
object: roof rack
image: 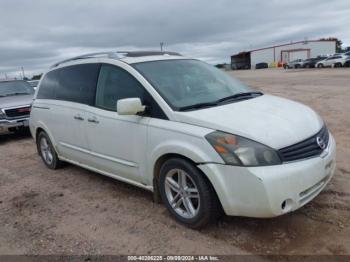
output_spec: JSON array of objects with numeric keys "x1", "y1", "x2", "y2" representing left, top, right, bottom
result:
[
  {"x1": 121, "y1": 51, "x2": 181, "y2": 57},
  {"x1": 50, "y1": 52, "x2": 127, "y2": 68},
  {"x1": 50, "y1": 51, "x2": 182, "y2": 68}
]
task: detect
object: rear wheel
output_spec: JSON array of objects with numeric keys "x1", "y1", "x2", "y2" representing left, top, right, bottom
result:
[
  {"x1": 317, "y1": 63, "x2": 324, "y2": 68},
  {"x1": 159, "y1": 158, "x2": 221, "y2": 229},
  {"x1": 37, "y1": 131, "x2": 63, "y2": 169}
]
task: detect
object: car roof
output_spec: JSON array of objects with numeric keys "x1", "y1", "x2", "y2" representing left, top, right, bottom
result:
[{"x1": 120, "y1": 54, "x2": 188, "y2": 64}]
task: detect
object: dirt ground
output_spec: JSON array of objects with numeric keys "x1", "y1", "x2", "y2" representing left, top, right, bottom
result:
[{"x1": 0, "y1": 68, "x2": 349, "y2": 255}]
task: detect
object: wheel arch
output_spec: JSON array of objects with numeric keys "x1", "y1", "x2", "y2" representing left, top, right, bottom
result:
[
  {"x1": 151, "y1": 152, "x2": 222, "y2": 210},
  {"x1": 33, "y1": 122, "x2": 58, "y2": 150}
]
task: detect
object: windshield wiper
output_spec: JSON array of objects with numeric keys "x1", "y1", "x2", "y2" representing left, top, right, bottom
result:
[
  {"x1": 178, "y1": 101, "x2": 219, "y2": 111},
  {"x1": 216, "y1": 91, "x2": 263, "y2": 103},
  {"x1": 178, "y1": 91, "x2": 263, "y2": 112}
]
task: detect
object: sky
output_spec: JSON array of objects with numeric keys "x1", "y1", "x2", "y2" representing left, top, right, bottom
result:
[{"x1": 0, "y1": 0, "x2": 349, "y2": 78}]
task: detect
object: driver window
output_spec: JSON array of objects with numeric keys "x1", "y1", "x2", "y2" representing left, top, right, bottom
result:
[{"x1": 95, "y1": 64, "x2": 145, "y2": 111}]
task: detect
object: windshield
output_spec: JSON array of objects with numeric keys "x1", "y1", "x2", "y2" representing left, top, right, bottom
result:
[
  {"x1": 0, "y1": 81, "x2": 34, "y2": 97},
  {"x1": 133, "y1": 59, "x2": 253, "y2": 110}
]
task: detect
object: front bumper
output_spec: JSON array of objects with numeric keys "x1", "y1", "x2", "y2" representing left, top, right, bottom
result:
[
  {"x1": 198, "y1": 134, "x2": 336, "y2": 217},
  {"x1": 0, "y1": 118, "x2": 29, "y2": 133}
]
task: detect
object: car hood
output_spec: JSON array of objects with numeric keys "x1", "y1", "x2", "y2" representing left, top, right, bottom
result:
[
  {"x1": 173, "y1": 95, "x2": 323, "y2": 149},
  {"x1": 0, "y1": 95, "x2": 34, "y2": 109}
]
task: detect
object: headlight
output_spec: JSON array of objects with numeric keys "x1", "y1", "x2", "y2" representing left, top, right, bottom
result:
[{"x1": 205, "y1": 131, "x2": 281, "y2": 166}]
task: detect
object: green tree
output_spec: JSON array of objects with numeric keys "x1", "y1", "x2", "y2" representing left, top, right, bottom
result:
[{"x1": 31, "y1": 74, "x2": 42, "y2": 80}]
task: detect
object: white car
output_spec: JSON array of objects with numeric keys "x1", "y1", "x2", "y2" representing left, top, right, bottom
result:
[
  {"x1": 30, "y1": 51, "x2": 336, "y2": 228},
  {"x1": 316, "y1": 54, "x2": 347, "y2": 68}
]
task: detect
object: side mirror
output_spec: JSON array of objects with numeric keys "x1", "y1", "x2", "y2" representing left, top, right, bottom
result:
[{"x1": 117, "y1": 98, "x2": 146, "y2": 115}]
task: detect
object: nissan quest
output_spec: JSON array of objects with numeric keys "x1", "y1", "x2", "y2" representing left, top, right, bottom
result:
[{"x1": 29, "y1": 51, "x2": 336, "y2": 228}]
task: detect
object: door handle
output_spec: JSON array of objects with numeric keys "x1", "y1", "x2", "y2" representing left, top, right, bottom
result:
[
  {"x1": 73, "y1": 115, "x2": 84, "y2": 121},
  {"x1": 87, "y1": 117, "x2": 99, "y2": 124}
]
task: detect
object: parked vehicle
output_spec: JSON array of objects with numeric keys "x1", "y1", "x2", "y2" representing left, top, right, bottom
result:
[
  {"x1": 30, "y1": 51, "x2": 336, "y2": 228},
  {"x1": 344, "y1": 57, "x2": 350, "y2": 67},
  {"x1": 284, "y1": 59, "x2": 304, "y2": 69},
  {"x1": 255, "y1": 62, "x2": 268, "y2": 69},
  {"x1": 316, "y1": 55, "x2": 347, "y2": 68},
  {"x1": 27, "y1": 80, "x2": 40, "y2": 90},
  {"x1": 302, "y1": 56, "x2": 328, "y2": 68},
  {"x1": 0, "y1": 80, "x2": 34, "y2": 134}
]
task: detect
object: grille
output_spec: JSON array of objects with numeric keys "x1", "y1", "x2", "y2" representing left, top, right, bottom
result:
[
  {"x1": 4, "y1": 106, "x2": 31, "y2": 118},
  {"x1": 278, "y1": 125, "x2": 329, "y2": 162}
]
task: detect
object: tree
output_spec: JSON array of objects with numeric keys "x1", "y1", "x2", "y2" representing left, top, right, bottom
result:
[
  {"x1": 31, "y1": 74, "x2": 42, "y2": 80},
  {"x1": 319, "y1": 37, "x2": 344, "y2": 53},
  {"x1": 215, "y1": 64, "x2": 225, "y2": 69}
]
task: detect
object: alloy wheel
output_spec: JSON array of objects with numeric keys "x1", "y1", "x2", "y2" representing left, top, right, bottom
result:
[
  {"x1": 164, "y1": 168, "x2": 200, "y2": 219},
  {"x1": 40, "y1": 136, "x2": 53, "y2": 165}
]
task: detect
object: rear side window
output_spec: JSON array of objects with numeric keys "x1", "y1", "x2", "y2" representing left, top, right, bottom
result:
[
  {"x1": 37, "y1": 70, "x2": 58, "y2": 99},
  {"x1": 37, "y1": 64, "x2": 100, "y2": 105}
]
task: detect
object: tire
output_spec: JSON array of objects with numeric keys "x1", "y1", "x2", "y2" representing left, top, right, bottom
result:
[
  {"x1": 305, "y1": 64, "x2": 310, "y2": 68},
  {"x1": 317, "y1": 63, "x2": 324, "y2": 68},
  {"x1": 159, "y1": 158, "x2": 221, "y2": 229},
  {"x1": 37, "y1": 131, "x2": 63, "y2": 169},
  {"x1": 295, "y1": 64, "x2": 300, "y2": 69},
  {"x1": 334, "y1": 63, "x2": 342, "y2": 68}
]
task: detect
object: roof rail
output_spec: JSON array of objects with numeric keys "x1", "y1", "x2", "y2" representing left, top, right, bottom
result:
[
  {"x1": 50, "y1": 50, "x2": 182, "y2": 69},
  {"x1": 50, "y1": 51, "x2": 127, "y2": 68}
]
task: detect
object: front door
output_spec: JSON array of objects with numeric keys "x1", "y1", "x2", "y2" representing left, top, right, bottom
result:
[{"x1": 85, "y1": 64, "x2": 151, "y2": 183}]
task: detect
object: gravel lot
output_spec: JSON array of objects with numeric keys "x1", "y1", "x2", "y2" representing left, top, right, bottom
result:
[{"x1": 0, "y1": 68, "x2": 349, "y2": 255}]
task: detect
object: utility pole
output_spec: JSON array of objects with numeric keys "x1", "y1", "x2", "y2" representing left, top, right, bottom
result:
[
  {"x1": 160, "y1": 42, "x2": 164, "y2": 52},
  {"x1": 21, "y1": 67, "x2": 25, "y2": 80}
]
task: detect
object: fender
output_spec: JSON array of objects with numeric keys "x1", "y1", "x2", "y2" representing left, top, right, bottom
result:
[{"x1": 147, "y1": 139, "x2": 224, "y2": 185}]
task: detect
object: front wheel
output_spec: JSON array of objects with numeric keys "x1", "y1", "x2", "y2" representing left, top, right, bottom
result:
[
  {"x1": 159, "y1": 158, "x2": 221, "y2": 229},
  {"x1": 317, "y1": 63, "x2": 324, "y2": 68}
]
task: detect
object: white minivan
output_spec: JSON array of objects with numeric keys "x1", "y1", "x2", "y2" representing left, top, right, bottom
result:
[{"x1": 30, "y1": 51, "x2": 336, "y2": 228}]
